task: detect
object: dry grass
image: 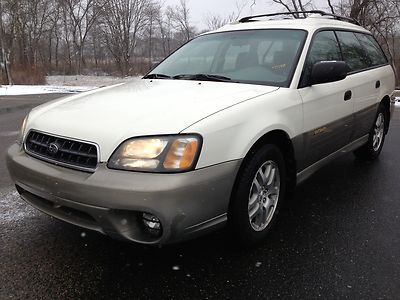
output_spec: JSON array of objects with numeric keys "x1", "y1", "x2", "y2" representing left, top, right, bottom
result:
[
  {"x1": 6, "y1": 64, "x2": 46, "y2": 85},
  {"x1": 0, "y1": 73, "x2": 7, "y2": 85}
]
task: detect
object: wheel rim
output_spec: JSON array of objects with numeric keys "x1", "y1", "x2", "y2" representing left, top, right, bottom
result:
[
  {"x1": 373, "y1": 112, "x2": 385, "y2": 152},
  {"x1": 248, "y1": 160, "x2": 280, "y2": 232}
]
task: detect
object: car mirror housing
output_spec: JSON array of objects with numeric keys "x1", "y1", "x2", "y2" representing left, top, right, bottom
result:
[{"x1": 310, "y1": 61, "x2": 348, "y2": 86}]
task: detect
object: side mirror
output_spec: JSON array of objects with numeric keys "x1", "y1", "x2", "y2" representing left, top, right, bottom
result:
[{"x1": 310, "y1": 61, "x2": 348, "y2": 85}]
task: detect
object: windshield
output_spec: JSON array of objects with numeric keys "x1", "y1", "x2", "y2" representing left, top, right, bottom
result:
[{"x1": 147, "y1": 29, "x2": 307, "y2": 87}]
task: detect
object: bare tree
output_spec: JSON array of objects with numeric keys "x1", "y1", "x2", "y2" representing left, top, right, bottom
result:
[
  {"x1": 144, "y1": 1, "x2": 162, "y2": 67},
  {"x1": 204, "y1": 0, "x2": 248, "y2": 31},
  {"x1": 0, "y1": 0, "x2": 397, "y2": 84},
  {"x1": 47, "y1": 2, "x2": 62, "y2": 69},
  {"x1": 100, "y1": 0, "x2": 149, "y2": 75},
  {"x1": 25, "y1": 0, "x2": 53, "y2": 66},
  {"x1": 157, "y1": 6, "x2": 174, "y2": 56},
  {"x1": 60, "y1": 0, "x2": 101, "y2": 74},
  {"x1": 0, "y1": 0, "x2": 12, "y2": 84},
  {"x1": 168, "y1": 0, "x2": 194, "y2": 42},
  {"x1": 270, "y1": 0, "x2": 314, "y2": 17}
]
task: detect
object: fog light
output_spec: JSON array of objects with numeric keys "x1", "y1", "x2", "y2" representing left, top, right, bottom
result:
[{"x1": 142, "y1": 212, "x2": 162, "y2": 236}]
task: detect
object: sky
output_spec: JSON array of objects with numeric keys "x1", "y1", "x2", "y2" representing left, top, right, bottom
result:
[
  {"x1": 163, "y1": 0, "x2": 331, "y2": 30},
  {"x1": 163, "y1": 0, "x2": 270, "y2": 29}
]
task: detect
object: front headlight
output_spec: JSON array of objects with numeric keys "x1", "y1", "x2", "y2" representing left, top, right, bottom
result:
[
  {"x1": 108, "y1": 135, "x2": 202, "y2": 172},
  {"x1": 17, "y1": 114, "x2": 29, "y2": 144}
]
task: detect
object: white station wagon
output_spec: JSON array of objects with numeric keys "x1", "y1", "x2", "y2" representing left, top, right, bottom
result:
[{"x1": 7, "y1": 11, "x2": 396, "y2": 245}]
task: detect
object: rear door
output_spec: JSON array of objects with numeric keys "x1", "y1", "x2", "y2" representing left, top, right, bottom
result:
[
  {"x1": 344, "y1": 32, "x2": 388, "y2": 139},
  {"x1": 298, "y1": 30, "x2": 354, "y2": 169},
  {"x1": 334, "y1": 31, "x2": 384, "y2": 141}
]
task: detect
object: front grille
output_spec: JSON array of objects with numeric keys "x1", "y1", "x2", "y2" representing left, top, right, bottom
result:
[{"x1": 24, "y1": 130, "x2": 98, "y2": 172}]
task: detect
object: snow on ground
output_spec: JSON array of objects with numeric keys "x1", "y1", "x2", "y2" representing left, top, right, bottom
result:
[
  {"x1": 46, "y1": 75, "x2": 132, "y2": 87},
  {"x1": 0, "y1": 75, "x2": 136, "y2": 96},
  {"x1": 0, "y1": 85, "x2": 97, "y2": 96},
  {"x1": 0, "y1": 187, "x2": 37, "y2": 224}
]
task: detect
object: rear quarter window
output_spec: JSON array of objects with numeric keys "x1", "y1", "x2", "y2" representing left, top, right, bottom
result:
[{"x1": 354, "y1": 33, "x2": 388, "y2": 66}]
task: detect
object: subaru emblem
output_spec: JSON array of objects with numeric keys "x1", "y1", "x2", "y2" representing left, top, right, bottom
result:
[{"x1": 48, "y1": 142, "x2": 59, "y2": 155}]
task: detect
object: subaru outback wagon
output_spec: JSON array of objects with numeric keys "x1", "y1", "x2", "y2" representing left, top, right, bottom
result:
[{"x1": 7, "y1": 11, "x2": 396, "y2": 245}]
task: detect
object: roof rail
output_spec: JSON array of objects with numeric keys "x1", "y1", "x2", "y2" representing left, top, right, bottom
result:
[{"x1": 238, "y1": 10, "x2": 360, "y2": 26}]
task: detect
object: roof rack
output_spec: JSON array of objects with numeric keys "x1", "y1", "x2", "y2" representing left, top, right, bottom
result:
[{"x1": 238, "y1": 10, "x2": 360, "y2": 26}]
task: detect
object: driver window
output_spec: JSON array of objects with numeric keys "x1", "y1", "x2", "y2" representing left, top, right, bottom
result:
[
  {"x1": 302, "y1": 31, "x2": 342, "y2": 85},
  {"x1": 308, "y1": 31, "x2": 342, "y2": 64}
]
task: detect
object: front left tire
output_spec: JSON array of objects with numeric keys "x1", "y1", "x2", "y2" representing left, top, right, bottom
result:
[{"x1": 228, "y1": 144, "x2": 286, "y2": 246}]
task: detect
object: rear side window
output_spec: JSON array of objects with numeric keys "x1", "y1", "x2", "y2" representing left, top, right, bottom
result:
[
  {"x1": 336, "y1": 31, "x2": 370, "y2": 72},
  {"x1": 355, "y1": 33, "x2": 388, "y2": 66}
]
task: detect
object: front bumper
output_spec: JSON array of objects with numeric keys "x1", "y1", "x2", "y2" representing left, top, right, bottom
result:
[{"x1": 6, "y1": 143, "x2": 241, "y2": 244}]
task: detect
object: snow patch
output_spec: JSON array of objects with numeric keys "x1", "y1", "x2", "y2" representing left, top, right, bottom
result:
[
  {"x1": 0, "y1": 85, "x2": 96, "y2": 96},
  {"x1": 0, "y1": 75, "x2": 137, "y2": 96},
  {"x1": 0, "y1": 187, "x2": 37, "y2": 223},
  {"x1": 46, "y1": 75, "x2": 132, "y2": 87}
]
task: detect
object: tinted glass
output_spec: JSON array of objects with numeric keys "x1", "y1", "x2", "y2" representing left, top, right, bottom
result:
[
  {"x1": 336, "y1": 31, "x2": 370, "y2": 72},
  {"x1": 150, "y1": 30, "x2": 307, "y2": 86},
  {"x1": 308, "y1": 31, "x2": 342, "y2": 64},
  {"x1": 301, "y1": 31, "x2": 342, "y2": 85},
  {"x1": 355, "y1": 33, "x2": 388, "y2": 66}
]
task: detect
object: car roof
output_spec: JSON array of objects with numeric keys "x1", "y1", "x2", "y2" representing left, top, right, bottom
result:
[{"x1": 208, "y1": 16, "x2": 370, "y2": 35}]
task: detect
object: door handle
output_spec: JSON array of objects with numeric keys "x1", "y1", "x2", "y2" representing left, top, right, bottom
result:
[
  {"x1": 344, "y1": 90, "x2": 352, "y2": 101},
  {"x1": 375, "y1": 80, "x2": 381, "y2": 89}
]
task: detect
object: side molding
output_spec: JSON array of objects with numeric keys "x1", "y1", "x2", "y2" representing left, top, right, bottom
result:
[{"x1": 296, "y1": 134, "x2": 369, "y2": 184}]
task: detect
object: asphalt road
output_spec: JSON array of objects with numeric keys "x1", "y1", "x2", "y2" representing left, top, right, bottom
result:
[{"x1": 1, "y1": 94, "x2": 399, "y2": 299}]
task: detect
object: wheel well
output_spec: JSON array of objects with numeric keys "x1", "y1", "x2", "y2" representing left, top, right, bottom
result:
[
  {"x1": 380, "y1": 96, "x2": 391, "y2": 134},
  {"x1": 235, "y1": 130, "x2": 297, "y2": 193}
]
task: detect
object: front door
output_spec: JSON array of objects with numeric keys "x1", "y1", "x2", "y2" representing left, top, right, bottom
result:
[{"x1": 298, "y1": 30, "x2": 354, "y2": 169}]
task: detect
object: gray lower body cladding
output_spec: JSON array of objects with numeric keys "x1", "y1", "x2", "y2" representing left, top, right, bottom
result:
[
  {"x1": 6, "y1": 143, "x2": 242, "y2": 245},
  {"x1": 293, "y1": 103, "x2": 379, "y2": 172}
]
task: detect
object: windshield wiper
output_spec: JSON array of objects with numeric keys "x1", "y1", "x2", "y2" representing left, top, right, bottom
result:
[
  {"x1": 173, "y1": 74, "x2": 232, "y2": 82},
  {"x1": 143, "y1": 73, "x2": 172, "y2": 79}
]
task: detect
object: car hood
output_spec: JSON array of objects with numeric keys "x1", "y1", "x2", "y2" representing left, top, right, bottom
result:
[{"x1": 27, "y1": 78, "x2": 279, "y2": 161}]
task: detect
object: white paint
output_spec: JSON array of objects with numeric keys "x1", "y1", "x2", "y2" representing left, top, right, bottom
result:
[{"x1": 26, "y1": 79, "x2": 278, "y2": 163}]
